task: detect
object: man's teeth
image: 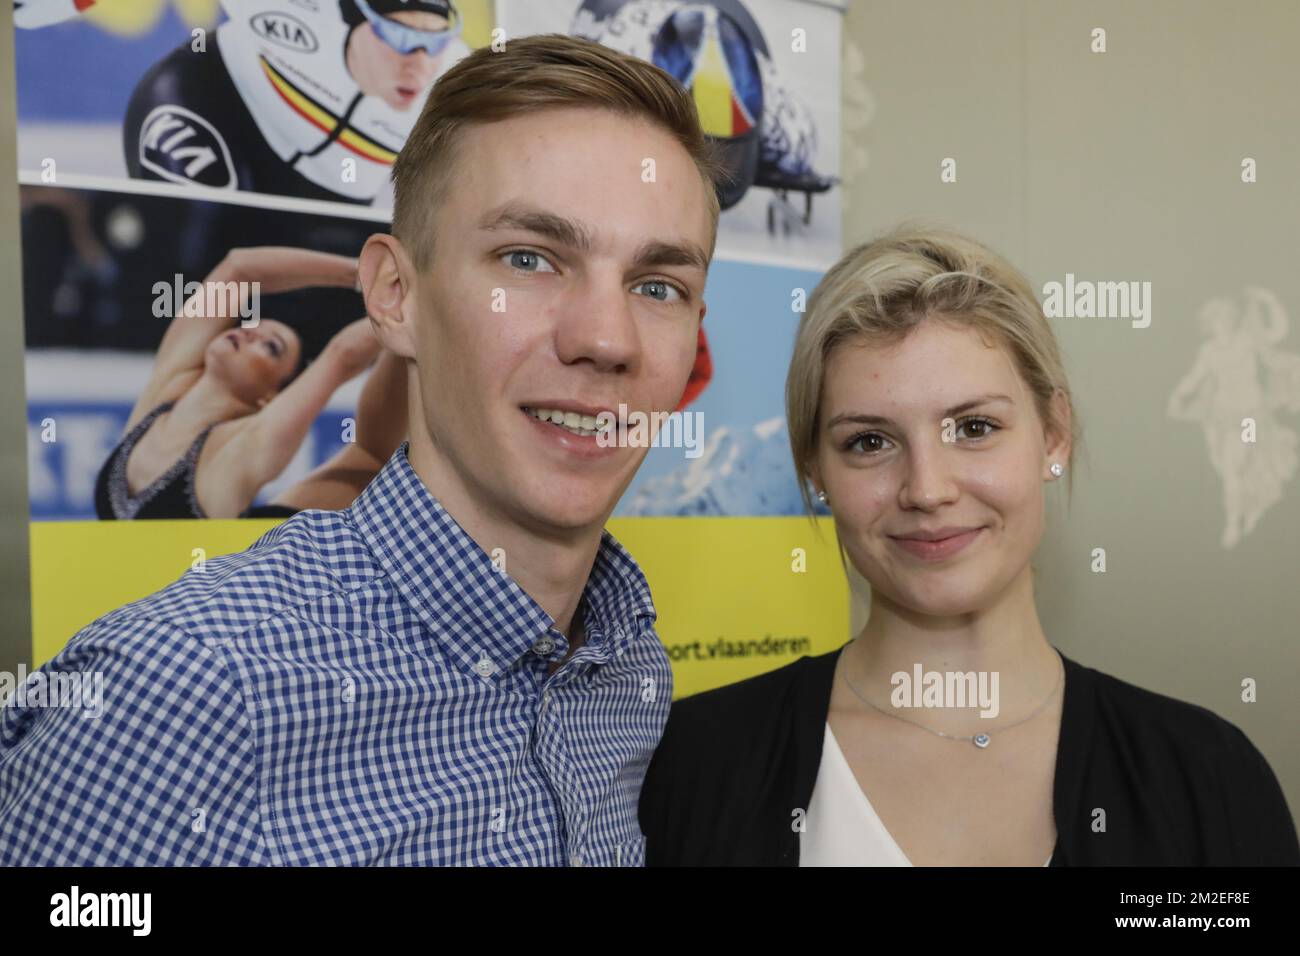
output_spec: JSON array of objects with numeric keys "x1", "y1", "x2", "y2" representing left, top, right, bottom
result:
[{"x1": 524, "y1": 406, "x2": 607, "y2": 438}]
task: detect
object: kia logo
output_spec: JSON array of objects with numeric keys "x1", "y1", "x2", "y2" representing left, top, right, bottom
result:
[{"x1": 250, "y1": 12, "x2": 319, "y2": 53}]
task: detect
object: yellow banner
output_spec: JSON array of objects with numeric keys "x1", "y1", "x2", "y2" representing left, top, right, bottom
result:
[{"x1": 30, "y1": 517, "x2": 849, "y2": 698}]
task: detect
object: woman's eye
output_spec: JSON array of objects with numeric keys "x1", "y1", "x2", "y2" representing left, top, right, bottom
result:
[
  {"x1": 503, "y1": 249, "x2": 557, "y2": 274},
  {"x1": 634, "y1": 279, "x2": 685, "y2": 304},
  {"x1": 844, "y1": 431, "x2": 891, "y2": 454},
  {"x1": 958, "y1": 417, "x2": 999, "y2": 439}
]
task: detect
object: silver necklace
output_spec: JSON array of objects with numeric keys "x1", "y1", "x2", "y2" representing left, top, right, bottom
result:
[{"x1": 838, "y1": 642, "x2": 1064, "y2": 749}]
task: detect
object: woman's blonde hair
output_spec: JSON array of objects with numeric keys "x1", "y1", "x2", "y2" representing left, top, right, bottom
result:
[{"x1": 786, "y1": 221, "x2": 1082, "y2": 521}]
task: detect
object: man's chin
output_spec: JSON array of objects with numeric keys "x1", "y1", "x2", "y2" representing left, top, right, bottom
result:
[{"x1": 516, "y1": 484, "x2": 615, "y2": 535}]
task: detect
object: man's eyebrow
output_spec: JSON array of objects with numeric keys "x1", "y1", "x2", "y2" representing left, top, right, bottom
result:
[
  {"x1": 478, "y1": 202, "x2": 709, "y2": 273},
  {"x1": 826, "y1": 393, "x2": 1015, "y2": 429},
  {"x1": 478, "y1": 202, "x2": 592, "y2": 251},
  {"x1": 631, "y1": 239, "x2": 709, "y2": 274}
]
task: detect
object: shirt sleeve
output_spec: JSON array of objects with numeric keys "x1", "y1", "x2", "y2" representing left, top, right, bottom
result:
[
  {"x1": 0, "y1": 614, "x2": 273, "y2": 865},
  {"x1": 1215, "y1": 722, "x2": 1300, "y2": 866}
]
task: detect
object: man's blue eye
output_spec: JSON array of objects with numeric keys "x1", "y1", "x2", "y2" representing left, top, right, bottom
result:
[
  {"x1": 636, "y1": 280, "x2": 682, "y2": 303},
  {"x1": 502, "y1": 250, "x2": 557, "y2": 274}
]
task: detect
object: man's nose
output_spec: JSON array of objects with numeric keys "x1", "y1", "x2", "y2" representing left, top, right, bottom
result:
[{"x1": 554, "y1": 272, "x2": 640, "y2": 373}]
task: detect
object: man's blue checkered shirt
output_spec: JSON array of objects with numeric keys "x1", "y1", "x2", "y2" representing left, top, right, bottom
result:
[{"x1": 0, "y1": 442, "x2": 672, "y2": 865}]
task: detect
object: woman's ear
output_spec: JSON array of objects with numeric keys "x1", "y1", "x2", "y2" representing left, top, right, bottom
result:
[
  {"x1": 358, "y1": 233, "x2": 419, "y2": 360},
  {"x1": 1044, "y1": 388, "x2": 1073, "y2": 471},
  {"x1": 808, "y1": 457, "x2": 825, "y2": 499}
]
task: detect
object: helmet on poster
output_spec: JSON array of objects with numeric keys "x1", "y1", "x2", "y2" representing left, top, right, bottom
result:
[
  {"x1": 342, "y1": 0, "x2": 455, "y2": 17},
  {"x1": 650, "y1": 4, "x2": 763, "y2": 209},
  {"x1": 574, "y1": 0, "x2": 769, "y2": 210}
]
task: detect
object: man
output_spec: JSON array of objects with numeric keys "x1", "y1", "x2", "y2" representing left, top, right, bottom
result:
[
  {"x1": 124, "y1": 0, "x2": 468, "y2": 202},
  {"x1": 0, "y1": 33, "x2": 723, "y2": 865}
]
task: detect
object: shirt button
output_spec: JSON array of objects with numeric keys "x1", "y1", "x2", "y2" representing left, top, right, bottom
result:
[
  {"x1": 532, "y1": 637, "x2": 556, "y2": 656},
  {"x1": 474, "y1": 658, "x2": 496, "y2": 678},
  {"x1": 570, "y1": 853, "x2": 583, "y2": 867}
]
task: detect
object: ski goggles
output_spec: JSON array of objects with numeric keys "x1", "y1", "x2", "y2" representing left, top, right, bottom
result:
[{"x1": 355, "y1": 0, "x2": 462, "y2": 57}]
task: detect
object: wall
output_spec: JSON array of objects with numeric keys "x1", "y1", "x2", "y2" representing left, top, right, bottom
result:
[{"x1": 841, "y1": 0, "x2": 1299, "y2": 825}]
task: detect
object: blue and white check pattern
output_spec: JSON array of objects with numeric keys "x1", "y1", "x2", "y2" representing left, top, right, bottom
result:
[{"x1": 0, "y1": 442, "x2": 672, "y2": 865}]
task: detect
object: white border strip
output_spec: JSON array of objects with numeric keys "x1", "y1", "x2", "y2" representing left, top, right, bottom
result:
[
  {"x1": 17, "y1": 169, "x2": 394, "y2": 223},
  {"x1": 17, "y1": 170, "x2": 835, "y2": 271}
]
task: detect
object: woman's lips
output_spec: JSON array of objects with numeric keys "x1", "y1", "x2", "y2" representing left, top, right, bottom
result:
[{"x1": 889, "y1": 527, "x2": 984, "y2": 561}]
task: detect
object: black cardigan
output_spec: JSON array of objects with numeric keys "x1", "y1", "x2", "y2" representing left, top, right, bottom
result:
[{"x1": 638, "y1": 647, "x2": 1300, "y2": 866}]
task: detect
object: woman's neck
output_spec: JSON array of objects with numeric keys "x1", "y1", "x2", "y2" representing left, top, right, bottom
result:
[
  {"x1": 845, "y1": 568, "x2": 1061, "y2": 731},
  {"x1": 169, "y1": 375, "x2": 256, "y2": 433}
]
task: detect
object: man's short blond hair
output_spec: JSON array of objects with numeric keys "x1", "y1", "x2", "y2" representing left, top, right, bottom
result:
[{"x1": 391, "y1": 32, "x2": 728, "y2": 269}]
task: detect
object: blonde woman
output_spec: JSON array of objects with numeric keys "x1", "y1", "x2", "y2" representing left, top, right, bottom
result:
[{"x1": 638, "y1": 224, "x2": 1299, "y2": 866}]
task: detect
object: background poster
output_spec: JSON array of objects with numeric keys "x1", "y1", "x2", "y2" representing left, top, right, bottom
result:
[
  {"x1": 15, "y1": 0, "x2": 481, "y2": 206},
  {"x1": 496, "y1": 0, "x2": 842, "y2": 269},
  {"x1": 15, "y1": 0, "x2": 850, "y2": 697}
]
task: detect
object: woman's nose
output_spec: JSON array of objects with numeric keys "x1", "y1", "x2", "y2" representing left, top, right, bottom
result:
[{"x1": 897, "y1": 444, "x2": 959, "y2": 509}]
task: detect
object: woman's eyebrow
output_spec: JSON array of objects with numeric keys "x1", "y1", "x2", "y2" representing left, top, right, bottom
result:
[{"x1": 827, "y1": 393, "x2": 1015, "y2": 428}]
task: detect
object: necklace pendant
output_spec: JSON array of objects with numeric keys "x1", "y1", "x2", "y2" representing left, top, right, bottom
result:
[{"x1": 973, "y1": 733, "x2": 991, "y2": 749}]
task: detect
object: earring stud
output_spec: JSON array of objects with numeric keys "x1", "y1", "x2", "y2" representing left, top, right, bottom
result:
[
  {"x1": 1049, "y1": 463, "x2": 1064, "y2": 478},
  {"x1": 817, "y1": 490, "x2": 829, "y2": 504}
]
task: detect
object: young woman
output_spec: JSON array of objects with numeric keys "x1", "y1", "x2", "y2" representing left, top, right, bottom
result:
[
  {"x1": 95, "y1": 245, "x2": 405, "y2": 520},
  {"x1": 638, "y1": 225, "x2": 1299, "y2": 866}
]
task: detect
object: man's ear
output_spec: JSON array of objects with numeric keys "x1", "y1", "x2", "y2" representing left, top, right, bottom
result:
[{"x1": 358, "y1": 233, "x2": 419, "y2": 360}]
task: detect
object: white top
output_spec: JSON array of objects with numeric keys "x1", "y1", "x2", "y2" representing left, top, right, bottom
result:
[{"x1": 800, "y1": 722, "x2": 1054, "y2": 867}]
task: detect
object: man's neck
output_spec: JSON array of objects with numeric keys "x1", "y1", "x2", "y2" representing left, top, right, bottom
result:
[
  {"x1": 406, "y1": 437, "x2": 602, "y2": 644},
  {"x1": 548, "y1": 602, "x2": 585, "y2": 678}
]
